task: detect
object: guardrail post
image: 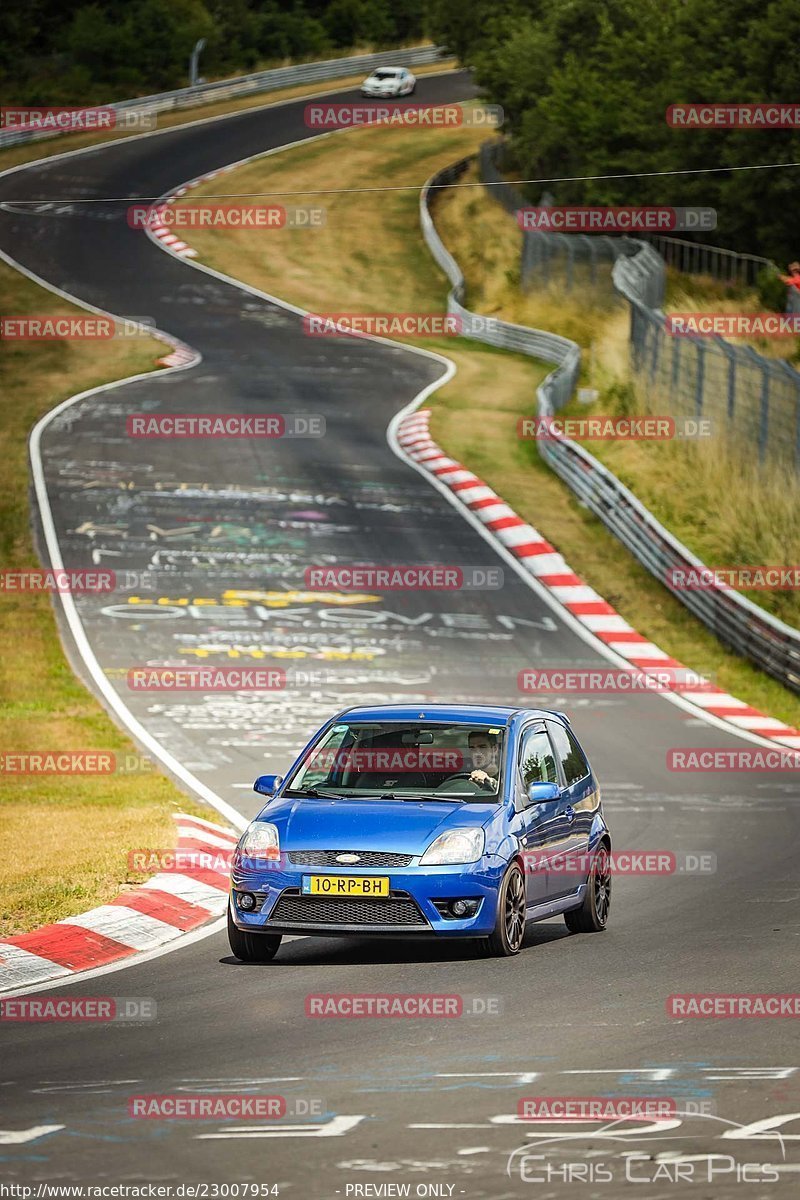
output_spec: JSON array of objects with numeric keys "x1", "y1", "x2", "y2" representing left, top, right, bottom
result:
[
  {"x1": 671, "y1": 327, "x2": 681, "y2": 392},
  {"x1": 694, "y1": 339, "x2": 705, "y2": 418},
  {"x1": 721, "y1": 342, "x2": 736, "y2": 420},
  {"x1": 650, "y1": 314, "x2": 660, "y2": 380},
  {"x1": 758, "y1": 365, "x2": 770, "y2": 461}
]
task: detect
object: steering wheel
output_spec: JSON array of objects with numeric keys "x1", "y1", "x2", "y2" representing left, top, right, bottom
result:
[{"x1": 436, "y1": 771, "x2": 486, "y2": 794}]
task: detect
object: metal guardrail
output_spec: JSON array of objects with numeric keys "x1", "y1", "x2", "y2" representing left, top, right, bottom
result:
[
  {"x1": 0, "y1": 44, "x2": 447, "y2": 150},
  {"x1": 537, "y1": 435, "x2": 800, "y2": 693},
  {"x1": 420, "y1": 156, "x2": 800, "y2": 694},
  {"x1": 640, "y1": 233, "x2": 774, "y2": 286},
  {"x1": 421, "y1": 159, "x2": 580, "y2": 411}
]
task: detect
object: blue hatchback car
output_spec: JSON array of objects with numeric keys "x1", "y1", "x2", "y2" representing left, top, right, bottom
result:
[{"x1": 228, "y1": 704, "x2": 611, "y2": 960}]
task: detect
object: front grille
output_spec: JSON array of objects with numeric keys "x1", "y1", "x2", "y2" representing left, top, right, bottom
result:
[
  {"x1": 269, "y1": 889, "x2": 427, "y2": 927},
  {"x1": 288, "y1": 850, "x2": 413, "y2": 867}
]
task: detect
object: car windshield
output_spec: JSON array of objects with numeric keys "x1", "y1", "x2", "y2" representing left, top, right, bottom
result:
[
  {"x1": 285, "y1": 721, "x2": 505, "y2": 801},
  {"x1": 372, "y1": 70, "x2": 399, "y2": 79}
]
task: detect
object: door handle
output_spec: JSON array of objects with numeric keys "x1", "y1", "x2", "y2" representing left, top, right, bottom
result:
[{"x1": 565, "y1": 805, "x2": 576, "y2": 823}]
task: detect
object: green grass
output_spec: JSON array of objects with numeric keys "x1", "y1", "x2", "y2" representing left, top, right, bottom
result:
[
  {"x1": 180, "y1": 117, "x2": 800, "y2": 731},
  {"x1": 0, "y1": 262, "x2": 213, "y2": 935}
]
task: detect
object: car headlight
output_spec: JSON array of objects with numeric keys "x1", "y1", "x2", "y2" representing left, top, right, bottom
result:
[
  {"x1": 239, "y1": 821, "x2": 280, "y2": 861},
  {"x1": 420, "y1": 828, "x2": 485, "y2": 866}
]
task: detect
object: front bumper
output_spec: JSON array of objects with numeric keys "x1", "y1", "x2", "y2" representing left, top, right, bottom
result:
[{"x1": 230, "y1": 859, "x2": 505, "y2": 937}]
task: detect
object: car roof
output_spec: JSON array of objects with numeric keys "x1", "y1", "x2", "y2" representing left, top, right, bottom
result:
[{"x1": 334, "y1": 703, "x2": 569, "y2": 726}]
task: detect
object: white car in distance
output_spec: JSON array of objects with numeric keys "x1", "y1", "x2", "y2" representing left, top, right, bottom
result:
[{"x1": 360, "y1": 67, "x2": 417, "y2": 98}]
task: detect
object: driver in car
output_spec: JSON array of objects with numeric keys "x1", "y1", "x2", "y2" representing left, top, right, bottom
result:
[{"x1": 467, "y1": 730, "x2": 500, "y2": 790}]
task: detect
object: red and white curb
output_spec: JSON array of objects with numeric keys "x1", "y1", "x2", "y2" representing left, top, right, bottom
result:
[
  {"x1": 146, "y1": 175, "x2": 206, "y2": 368},
  {"x1": 147, "y1": 167, "x2": 236, "y2": 264},
  {"x1": 156, "y1": 341, "x2": 197, "y2": 368},
  {"x1": 0, "y1": 813, "x2": 238, "y2": 993},
  {"x1": 397, "y1": 409, "x2": 800, "y2": 751}
]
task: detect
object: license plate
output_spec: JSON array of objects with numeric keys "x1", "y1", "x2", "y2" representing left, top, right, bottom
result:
[{"x1": 301, "y1": 874, "x2": 389, "y2": 897}]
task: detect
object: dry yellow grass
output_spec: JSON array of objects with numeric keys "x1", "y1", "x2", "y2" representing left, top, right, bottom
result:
[
  {"x1": 0, "y1": 262, "x2": 211, "y2": 935},
  {"x1": 180, "y1": 113, "x2": 800, "y2": 728},
  {"x1": 431, "y1": 166, "x2": 800, "y2": 627}
]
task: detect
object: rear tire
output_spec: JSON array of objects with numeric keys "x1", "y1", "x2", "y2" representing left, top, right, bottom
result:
[
  {"x1": 479, "y1": 863, "x2": 526, "y2": 957},
  {"x1": 564, "y1": 843, "x2": 611, "y2": 933},
  {"x1": 227, "y1": 906, "x2": 282, "y2": 962}
]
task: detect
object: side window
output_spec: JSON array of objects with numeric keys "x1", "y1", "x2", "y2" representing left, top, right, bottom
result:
[
  {"x1": 518, "y1": 727, "x2": 558, "y2": 788},
  {"x1": 547, "y1": 721, "x2": 589, "y2": 786}
]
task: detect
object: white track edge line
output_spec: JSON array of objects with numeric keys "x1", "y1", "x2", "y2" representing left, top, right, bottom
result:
[{"x1": 0, "y1": 73, "x2": 789, "y2": 1000}]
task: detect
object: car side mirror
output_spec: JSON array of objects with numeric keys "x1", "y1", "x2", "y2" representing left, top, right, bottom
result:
[
  {"x1": 254, "y1": 774, "x2": 283, "y2": 798},
  {"x1": 527, "y1": 781, "x2": 560, "y2": 805}
]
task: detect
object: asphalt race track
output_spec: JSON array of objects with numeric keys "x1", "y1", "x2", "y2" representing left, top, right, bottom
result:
[{"x1": 0, "y1": 72, "x2": 798, "y2": 1195}]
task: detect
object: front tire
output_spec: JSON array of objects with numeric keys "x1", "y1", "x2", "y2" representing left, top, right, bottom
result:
[
  {"x1": 480, "y1": 863, "x2": 526, "y2": 957},
  {"x1": 227, "y1": 906, "x2": 282, "y2": 962},
  {"x1": 564, "y1": 843, "x2": 611, "y2": 933}
]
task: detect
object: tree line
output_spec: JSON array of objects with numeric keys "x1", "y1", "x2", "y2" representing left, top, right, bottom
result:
[
  {"x1": 0, "y1": 0, "x2": 425, "y2": 104},
  {"x1": 430, "y1": 0, "x2": 800, "y2": 266},
  {"x1": 2, "y1": 0, "x2": 796, "y2": 263}
]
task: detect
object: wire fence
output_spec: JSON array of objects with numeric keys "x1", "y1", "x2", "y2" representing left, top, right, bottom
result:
[
  {"x1": 479, "y1": 141, "x2": 800, "y2": 470},
  {"x1": 614, "y1": 253, "x2": 800, "y2": 468}
]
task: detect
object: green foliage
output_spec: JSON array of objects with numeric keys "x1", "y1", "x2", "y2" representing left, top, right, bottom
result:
[
  {"x1": 440, "y1": 0, "x2": 800, "y2": 264},
  {"x1": 0, "y1": 0, "x2": 427, "y2": 104},
  {"x1": 756, "y1": 267, "x2": 790, "y2": 312}
]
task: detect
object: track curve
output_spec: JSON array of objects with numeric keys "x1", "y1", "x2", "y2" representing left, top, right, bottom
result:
[{"x1": 0, "y1": 72, "x2": 798, "y2": 1194}]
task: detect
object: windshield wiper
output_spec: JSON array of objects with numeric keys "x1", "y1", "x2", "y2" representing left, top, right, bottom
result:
[
  {"x1": 381, "y1": 793, "x2": 465, "y2": 802},
  {"x1": 285, "y1": 785, "x2": 344, "y2": 799}
]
